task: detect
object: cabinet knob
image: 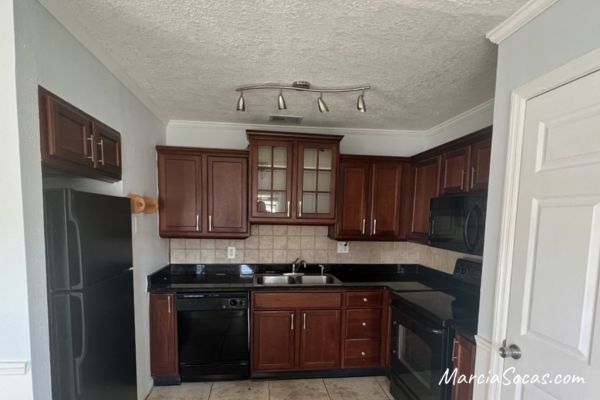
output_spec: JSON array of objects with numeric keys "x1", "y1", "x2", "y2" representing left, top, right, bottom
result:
[
  {"x1": 363, "y1": 298, "x2": 368, "y2": 302},
  {"x1": 362, "y1": 322, "x2": 367, "y2": 327},
  {"x1": 361, "y1": 351, "x2": 366, "y2": 357}
]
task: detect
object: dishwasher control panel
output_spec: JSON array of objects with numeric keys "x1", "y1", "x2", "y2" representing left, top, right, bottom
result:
[{"x1": 176, "y1": 292, "x2": 248, "y2": 311}]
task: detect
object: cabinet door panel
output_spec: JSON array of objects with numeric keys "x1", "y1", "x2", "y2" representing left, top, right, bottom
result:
[
  {"x1": 92, "y1": 120, "x2": 121, "y2": 179},
  {"x1": 150, "y1": 294, "x2": 178, "y2": 377},
  {"x1": 334, "y1": 160, "x2": 370, "y2": 238},
  {"x1": 451, "y1": 335, "x2": 476, "y2": 400},
  {"x1": 370, "y1": 163, "x2": 403, "y2": 238},
  {"x1": 207, "y1": 156, "x2": 248, "y2": 234},
  {"x1": 409, "y1": 157, "x2": 440, "y2": 241},
  {"x1": 440, "y1": 147, "x2": 471, "y2": 194},
  {"x1": 158, "y1": 154, "x2": 202, "y2": 235},
  {"x1": 42, "y1": 93, "x2": 94, "y2": 167},
  {"x1": 252, "y1": 311, "x2": 296, "y2": 372},
  {"x1": 469, "y1": 138, "x2": 491, "y2": 192},
  {"x1": 299, "y1": 310, "x2": 341, "y2": 370},
  {"x1": 297, "y1": 142, "x2": 338, "y2": 220}
]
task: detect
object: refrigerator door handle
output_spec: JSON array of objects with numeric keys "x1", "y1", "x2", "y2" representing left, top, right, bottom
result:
[
  {"x1": 67, "y1": 212, "x2": 84, "y2": 290},
  {"x1": 72, "y1": 293, "x2": 87, "y2": 396}
]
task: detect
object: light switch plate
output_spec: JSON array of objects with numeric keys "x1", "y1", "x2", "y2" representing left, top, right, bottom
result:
[
  {"x1": 227, "y1": 246, "x2": 236, "y2": 259},
  {"x1": 337, "y1": 241, "x2": 350, "y2": 254}
]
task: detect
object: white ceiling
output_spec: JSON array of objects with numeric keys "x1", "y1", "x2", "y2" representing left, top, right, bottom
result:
[{"x1": 58, "y1": 0, "x2": 526, "y2": 130}]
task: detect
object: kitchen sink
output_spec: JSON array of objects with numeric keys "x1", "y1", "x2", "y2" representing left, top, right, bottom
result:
[{"x1": 254, "y1": 274, "x2": 342, "y2": 286}]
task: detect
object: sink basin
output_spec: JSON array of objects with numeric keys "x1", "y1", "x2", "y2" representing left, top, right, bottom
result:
[
  {"x1": 254, "y1": 275, "x2": 296, "y2": 285},
  {"x1": 253, "y1": 274, "x2": 342, "y2": 286}
]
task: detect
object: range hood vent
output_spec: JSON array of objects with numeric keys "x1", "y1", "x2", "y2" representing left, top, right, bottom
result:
[{"x1": 268, "y1": 115, "x2": 303, "y2": 124}]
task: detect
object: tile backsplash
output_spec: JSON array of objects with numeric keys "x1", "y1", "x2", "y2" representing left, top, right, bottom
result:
[{"x1": 170, "y1": 225, "x2": 480, "y2": 275}]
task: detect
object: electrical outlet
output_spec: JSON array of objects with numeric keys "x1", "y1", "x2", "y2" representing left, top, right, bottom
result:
[
  {"x1": 227, "y1": 246, "x2": 236, "y2": 259},
  {"x1": 337, "y1": 241, "x2": 350, "y2": 254}
]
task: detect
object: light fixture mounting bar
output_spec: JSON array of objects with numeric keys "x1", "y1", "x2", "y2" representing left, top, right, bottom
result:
[{"x1": 235, "y1": 83, "x2": 371, "y2": 93}]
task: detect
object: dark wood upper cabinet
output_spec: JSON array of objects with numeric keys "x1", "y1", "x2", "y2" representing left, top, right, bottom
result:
[
  {"x1": 39, "y1": 87, "x2": 122, "y2": 181},
  {"x1": 298, "y1": 310, "x2": 341, "y2": 370},
  {"x1": 252, "y1": 311, "x2": 296, "y2": 372},
  {"x1": 207, "y1": 156, "x2": 248, "y2": 234},
  {"x1": 409, "y1": 157, "x2": 441, "y2": 241},
  {"x1": 451, "y1": 334, "x2": 476, "y2": 400},
  {"x1": 150, "y1": 293, "x2": 178, "y2": 379},
  {"x1": 157, "y1": 146, "x2": 249, "y2": 238},
  {"x1": 469, "y1": 137, "x2": 492, "y2": 192},
  {"x1": 439, "y1": 146, "x2": 471, "y2": 195},
  {"x1": 248, "y1": 132, "x2": 341, "y2": 225},
  {"x1": 330, "y1": 156, "x2": 408, "y2": 241}
]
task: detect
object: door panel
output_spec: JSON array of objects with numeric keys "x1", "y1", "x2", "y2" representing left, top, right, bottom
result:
[
  {"x1": 409, "y1": 157, "x2": 440, "y2": 241},
  {"x1": 470, "y1": 138, "x2": 491, "y2": 192},
  {"x1": 93, "y1": 120, "x2": 122, "y2": 179},
  {"x1": 334, "y1": 160, "x2": 370, "y2": 238},
  {"x1": 207, "y1": 156, "x2": 248, "y2": 234},
  {"x1": 150, "y1": 293, "x2": 178, "y2": 377},
  {"x1": 440, "y1": 147, "x2": 470, "y2": 194},
  {"x1": 299, "y1": 310, "x2": 341, "y2": 370},
  {"x1": 252, "y1": 311, "x2": 296, "y2": 372},
  {"x1": 370, "y1": 163, "x2": 403, "y2": 238},
  {"x1": 297, "y1": 142, "x2": 338, "y2": 220},
  {"x1": 502, "y1": 69, "x2": 600, "y2": 399},
  {"x1": 158, "y1": 153, "x2": 202, "y2": 235}
]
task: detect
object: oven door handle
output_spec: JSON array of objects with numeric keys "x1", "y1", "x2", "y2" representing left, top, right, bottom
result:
[{"x1": 392, "y1": 308, "x2": 445, "y2": 336}]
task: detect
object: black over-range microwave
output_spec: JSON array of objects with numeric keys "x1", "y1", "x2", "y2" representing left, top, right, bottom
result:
[{"x1": 428, "y1": 193, "x2": 487, "y2": 256}]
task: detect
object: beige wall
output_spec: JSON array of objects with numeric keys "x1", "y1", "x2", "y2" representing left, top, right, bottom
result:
[{"x1": 170, "y1": 225, "x2": 479, "y2": 275}]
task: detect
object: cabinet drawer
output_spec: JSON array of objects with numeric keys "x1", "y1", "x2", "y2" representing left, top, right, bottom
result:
[
  {"x1": 345, "y1": 291, "x2": 383, "y2": 308},
  {"x1": 253, "y1": 292, "x2": 342, "y2": 310},
  {"x1": 344, "y1": 339, "x2": 381, "y2": 368},
  {"x1": 345, "y1": 309, "x2": 382, "y2": 338}
]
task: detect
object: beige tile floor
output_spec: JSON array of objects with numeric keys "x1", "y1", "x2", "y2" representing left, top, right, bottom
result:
[{"x1": 147, "y1": 376, "x2": 392, "y2": 400}]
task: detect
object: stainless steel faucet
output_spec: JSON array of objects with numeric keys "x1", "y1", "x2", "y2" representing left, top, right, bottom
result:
[
  {"x1": 291, "y1": 257, "x2": 307, "y2": 274},
  {"x1": 318, "y1": 264, "x2": 325, "y2": 276}
]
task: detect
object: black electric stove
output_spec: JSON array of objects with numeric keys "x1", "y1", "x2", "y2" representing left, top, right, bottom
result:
[{"x1": 389, "y1": 259, "x2": 481, "y2": 400}]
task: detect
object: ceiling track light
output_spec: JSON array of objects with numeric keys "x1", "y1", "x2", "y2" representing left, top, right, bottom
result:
[{"x1": 235, "y1": 81, "x2": 370, "y2": 113}]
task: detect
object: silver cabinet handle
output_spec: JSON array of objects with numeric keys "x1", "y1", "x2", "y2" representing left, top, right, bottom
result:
[
  {"x1": 298, "y1": 201, "x2": 302, "y2": 217},
  {"x1": 361, "y1": 218, "x2": 366, "y2": 235},
  {"x1": 363, "y1": 297, "x2": 368, "y2": 303},
  {"x1": 471, "y1": 166, "x2": 476, "y2": 189},
  {"x1": 361, "y1": 351, "x2": 366, "y2": 357},
  {"x1": 362, "y1": 322, "x2": 367, "y2": 327},
  {"x1": 208, "y1": 215, "x2": 212, "y2": 232},
  {"x1": 460, "y1": 169, "x2": 465, "y2": 191},
  {"x1": 303, "y1": 313, "x2": 306, "y2": 330},
  {"x1": 98, "y1": 138, "x2": 105, "y2": 166},
  {"x1": 167, "y1": 296, "x2": 172, "y2": 314},
  {"x1": 290, "y1": 313, "x2": 294, "y2": 330},
  {"x1": 287, "y1": 201, "x2": 290, "y2": 217},
  {"x1": 373, "y1": 219, "x2": 377, "y2": 235},
  {"x1": 196, "y1": 214, "x2": 199, "y2": 231},
  {"x1": 86, "y1": 136, "x2": 95, "y2": 161}
]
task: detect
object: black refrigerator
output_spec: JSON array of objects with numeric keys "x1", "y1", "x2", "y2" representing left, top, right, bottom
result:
[{"x1": 44, "y1": 189, "x2": 137, "y2": 400}]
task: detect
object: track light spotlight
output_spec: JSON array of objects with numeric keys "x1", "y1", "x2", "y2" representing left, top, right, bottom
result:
[
  {"x1": 277, "y1": 90, "x2": 287, "y2": 110},
  {"x1": 236, "y1": 92, "x2": 245, "y2": 111},
  {"x1": 357, "y1": 92, "x2": 366, "y2": 112},
  {"x1": 317, "y1": 94, "x2": 329, "y2": 113}
]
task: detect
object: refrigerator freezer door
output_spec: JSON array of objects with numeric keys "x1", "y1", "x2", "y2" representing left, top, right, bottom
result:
[
  {"x1": 44, "y1": 189, "x2": 133, "y2": 291},
  {"x1": 49, "y1": 269, "x2": 138, "y2": 400}
]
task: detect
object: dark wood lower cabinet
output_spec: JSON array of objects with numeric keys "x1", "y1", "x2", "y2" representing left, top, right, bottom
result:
[
  {"x1": 299, "y1": 310, "x2": 341, "y2": 370},
  {"x1": 150, "y1": 293, "x2": 178, "y2": 379},
  {"x1": 452, "y1": 334, "x2": 476, "y2": 400},
  {"x1": 252, "y1": 311, "x2": 296, "y2": 372}
]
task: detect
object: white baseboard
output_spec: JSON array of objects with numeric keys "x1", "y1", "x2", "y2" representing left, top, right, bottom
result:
[
  {"x1": 0, "y1": 361, "x2": 28, "y2": 375},
  {"x1": 473, "y1": 335, "x2": 492, "y2": 400}
]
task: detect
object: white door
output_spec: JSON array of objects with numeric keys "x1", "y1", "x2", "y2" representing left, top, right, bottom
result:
[{"x1": 501, "y1": 69, "x2": 600, "y2": 399}]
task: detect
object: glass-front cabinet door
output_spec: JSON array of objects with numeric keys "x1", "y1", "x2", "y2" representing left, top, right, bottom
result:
[
  {"x1": 296, "y1": 142, "x2": 337, "y2": 220},
  {"x1": 251, "y1": 139, "x2": 294, "y2": 219}
]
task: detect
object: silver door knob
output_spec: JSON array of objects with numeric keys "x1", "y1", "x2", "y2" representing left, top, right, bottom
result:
[{"x1": 499, "y1": 343, "x2": 522, "y2": 360}]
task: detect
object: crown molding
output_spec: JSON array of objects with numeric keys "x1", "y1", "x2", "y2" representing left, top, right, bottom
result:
[
  {"x1": 38, "y1": 0, "x2": 168, "y2": 123},
  {"x1": 486, "y1": 0, "x2": 559, "y2": 44},
  {"x1": 427, "y1": 99, "x2": 494, "y2": 137},
  {"x1": 0, "y1": 361, "x2": 28, "y2": 375}
]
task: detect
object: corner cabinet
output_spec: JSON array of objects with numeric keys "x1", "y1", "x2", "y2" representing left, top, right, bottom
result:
[
  {"x1": 157, "y1": 146, "x2": 249, "y2": 238},
  {"x1": 330, "y1": 156, "x2": 411, "y2": 240},
  {"x1": 39, "y1": 86, "x2": 122, "y2": 181},
  {"x1": 247, "y1": 132, "x2": 342, "y2": 225}
]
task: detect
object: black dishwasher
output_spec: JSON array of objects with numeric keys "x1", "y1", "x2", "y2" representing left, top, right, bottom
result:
[{"x1": 176, "y1": 292, "x2": 249, "y2": 381}]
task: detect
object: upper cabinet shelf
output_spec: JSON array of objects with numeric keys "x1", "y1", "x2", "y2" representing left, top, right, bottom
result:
[
  {"x1": 248, "y1": 131, "x2": 342, "y2": 225},
  {"x1": 39, "y1": 87, "x2": 122, "y2": 182}
]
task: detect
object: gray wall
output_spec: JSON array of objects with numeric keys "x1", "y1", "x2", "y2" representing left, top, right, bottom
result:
[
  {"x1": 479, "y1": 0, "x2": 600, "y2": 340},
  {"x1": 12, "y1": 0, "x2": 169, "y2": 398}
]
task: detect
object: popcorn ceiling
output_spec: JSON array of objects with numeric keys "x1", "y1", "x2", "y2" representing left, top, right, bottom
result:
[{"x1": 61, "y1": 0, "x2": 526, "y2": 130}]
